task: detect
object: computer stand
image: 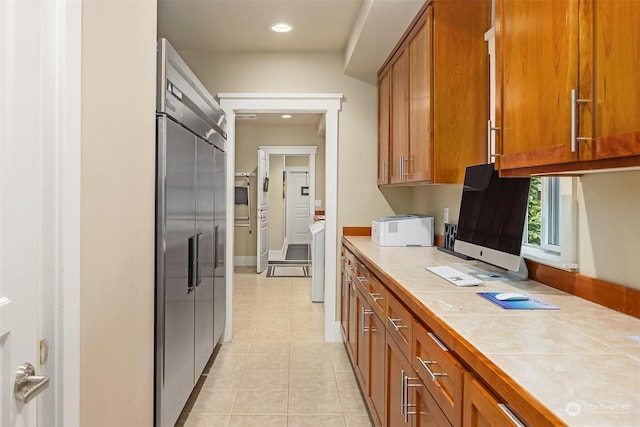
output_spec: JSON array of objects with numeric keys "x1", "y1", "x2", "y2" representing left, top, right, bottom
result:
[{"x1": 502, "y1": 257, "x2": 529, "y2": 281}]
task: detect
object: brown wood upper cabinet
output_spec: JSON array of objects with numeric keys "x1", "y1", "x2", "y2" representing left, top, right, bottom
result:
[
  {"x1": 378, "y1": 0, "x2": 489, "y2": 185},
  {"x1": 496, "y1": 0, "x2": 640, "y2": 175}
]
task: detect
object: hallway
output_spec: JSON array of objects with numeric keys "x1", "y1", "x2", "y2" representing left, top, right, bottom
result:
[{"x1": 181, "y1": 267, "x2": 373, "y2": 426}]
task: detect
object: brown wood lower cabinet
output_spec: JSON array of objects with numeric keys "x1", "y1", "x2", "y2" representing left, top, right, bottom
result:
[
  {"x1": 340, "y1": 245, "x2": 534, "y2": 427},
  {"x1": 369, "y1": 308, "x2": 386, "y2": 425},
  {"x1": 413, "y1": 322, "x2": 464, "y2": 426},
  {"x1": 355, "y1": 290, "x2": 370, "y2": 388},
  {"x1": 340, "y1": 264, "x2": 350, "y2": 345},
  {"x1": 385, "y1": 333, "x2": 414, "y2": 426},
  {"x1": 347, "y1": 270, "x2": 358, "y2": 360},
  {"x1": 415, "y1": 384, "x2": 453, "y2": 427},
  {"x1": 463, "y1": 372, "x2": 525, "y2": 427},
  {"x1": 386, "y1": 332, "x2": 451, "y2": 426}
]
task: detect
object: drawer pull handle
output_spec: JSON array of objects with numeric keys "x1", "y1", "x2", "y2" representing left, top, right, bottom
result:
[
  {"x1": 388, "y1": 317, "x2": 407, "y2": 331},
  {"x1": 417, "y1": 356, "x2": 447, "y2": 382},
  {"x1": 427, "y1": 332, "x2": 449, "y2": 352},
  {"x1": 370, "y1": 292, "x2": 384, "y2": 302},
  {"x1": 498, "y1": 403, "x2": 526, "y2": 427},
  {"x1": 356, "y1": 276, "x2": 367, "y2": 283}
]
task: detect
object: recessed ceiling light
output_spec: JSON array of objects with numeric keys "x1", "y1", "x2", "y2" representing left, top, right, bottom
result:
[
  {"x1": 281, "y1": 114, "x2": 292, "y2": 119},
  {"x1": 270, "y1": 22, "x2": 293, "y2": 33}
]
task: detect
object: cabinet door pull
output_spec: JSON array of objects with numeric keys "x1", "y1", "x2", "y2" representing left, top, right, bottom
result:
[
  {"x1": 498, "y1": 403, "x2": 526, "y2": 427},
  {"x1": 571, "y1": 88, "x2": 592, "y2": 152},
  {"x1": 369, "y1": 292, "x2": 384, "y2": 302},
  {"x1": 360, "y1": 305, "x2": 373, "y2": 336},
  {"x1": 388, "y1": 317, "x2": 407, "y2": 331},
  {"x1": 417, "y1": 356, "x2": 447, "y2": 382},
  {"x1": 401, "y1": 370, "x2": 421, "y2": 422},
  {"x1": 427, "y1": 332, "x2": 449, "y2": 352},
  {"x1": 487, "y1": 119, "x2": 501, "y2": 161}
]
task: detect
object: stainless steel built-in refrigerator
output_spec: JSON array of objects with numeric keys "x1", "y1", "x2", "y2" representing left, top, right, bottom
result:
[{"x1": 155, "y1": 38, "x2": 227, "y2": 427}]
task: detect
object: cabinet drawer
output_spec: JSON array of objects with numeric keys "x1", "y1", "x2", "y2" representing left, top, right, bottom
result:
[
  {"x1": 365, "y1": 273, "x2": 386, "y2": 318},
  {"x1": 413, "y1": 322, "x2": 464, "y2": 426},
  {"x1": 385, "y1": 291, "x2": 413, "y2": 356},
  {"x1": 463, "y1": 372, "x2": 527, "y2": 427},
  {"x1": 353, "y1": 259, "x2": 368, "y2": 282},
  {"x1": 343, "y1": 249, "x2": 356, "y2": 268}
]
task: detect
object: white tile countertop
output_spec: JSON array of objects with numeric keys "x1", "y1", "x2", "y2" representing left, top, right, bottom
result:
[{"x1": 343, "y1": 236, "x2": 640, "y2": 426}]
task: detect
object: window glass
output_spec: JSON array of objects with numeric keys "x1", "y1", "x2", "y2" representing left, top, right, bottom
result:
[{"x1": 522, "y1": 176, "x2": 577, "y2": 270}]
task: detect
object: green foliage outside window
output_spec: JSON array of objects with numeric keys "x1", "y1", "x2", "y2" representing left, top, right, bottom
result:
[{"x1": 527, "y1": 177, "x2": 541, "y2": 245}]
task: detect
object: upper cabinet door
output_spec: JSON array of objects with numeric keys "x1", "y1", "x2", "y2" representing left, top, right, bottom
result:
[
  {"x1": 591, "y1": 0, "x2": 640, "y2": 160},
  {"x1": 497, "y1": 0, "x2": 640, "y2": 175},
  {"x1": 408, "y1": 7, "x2": 433, "y2": 183},
  {"x1": 378, "y1": 71, "x2": 391, "y2": 185},
  {"x1": 378, "y1": 0, "x2": 489, "y2": 186},
  {"x1": 390, "y1": 49, "x2": 410, "y2": 184},
  {"x1": 497, "y1": 0, "x2": 579, "y2": 171}
]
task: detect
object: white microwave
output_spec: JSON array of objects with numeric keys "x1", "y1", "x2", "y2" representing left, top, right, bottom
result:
[{"x1": 371, "y1": 215, "x2": 434, "y2": 247}]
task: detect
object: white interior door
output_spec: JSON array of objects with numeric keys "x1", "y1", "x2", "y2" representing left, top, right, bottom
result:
[
  {"x1": 285, "y1": 168, "x2": 311, "y2": 245},
  {"x1": 256, "y1": 149, "x2": 269, "y2": 272},
  {"x1": 1, "y1": 0, "x2": 65, "y2": 425}
]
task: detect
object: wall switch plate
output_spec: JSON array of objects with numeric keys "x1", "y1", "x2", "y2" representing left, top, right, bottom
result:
[{"x1": 315, "y1": 200, "x2": 321, "y2": 207}]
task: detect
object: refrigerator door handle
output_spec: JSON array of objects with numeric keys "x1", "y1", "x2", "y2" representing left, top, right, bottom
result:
[
  {"x1": 214, "y1": 226, "x2": 219, "y2": 269},
  {"x1": 195, "y1": 233, "x2": 202, "y2": 287},
  {"x1": 187, "y1": 236, "x2": 195, "y2": 294}
]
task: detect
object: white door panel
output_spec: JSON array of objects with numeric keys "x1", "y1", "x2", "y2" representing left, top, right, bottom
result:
[
  {"x1": 286, "y1": 169, "x2": 311, "y2": 245},
  {"x1": 1, "y1": 0, "x2": 63, "y2": 425}
]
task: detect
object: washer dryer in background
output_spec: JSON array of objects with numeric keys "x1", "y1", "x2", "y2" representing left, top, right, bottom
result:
[{"x1": 309, "y1": 220, "x2": 325, "y2": 302}]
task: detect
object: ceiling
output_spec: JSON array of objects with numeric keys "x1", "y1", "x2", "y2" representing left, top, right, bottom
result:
[{"x1": 157, "y1": 0, "x2": 425, "y2": 80}]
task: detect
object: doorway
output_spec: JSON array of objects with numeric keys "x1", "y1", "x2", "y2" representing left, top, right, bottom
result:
[
  {"x1": 219, "y1": 93, "x2": 342, "y2": 342},
  {"x1": 255, "y1": 146, "x2": 317, "y2": 273}
]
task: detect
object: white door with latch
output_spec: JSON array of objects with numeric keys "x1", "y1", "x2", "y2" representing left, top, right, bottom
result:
[
  {"x1": 285, "y1": 167, "x2": 311, "y2": 245},
  {"x1": 1, "y1": 0, "x2": 69, "y2": 424},
  {"x1": 256, "y1": 149, "x2": 269, "y2": 273}
]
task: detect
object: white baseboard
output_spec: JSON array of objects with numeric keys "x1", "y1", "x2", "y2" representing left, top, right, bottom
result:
[
  {"x1": 269, "y1": 249, "x2": 284, "y2": 260},
  {"x1": 234, "y1": 256, "x2": 256, "y2": 266}
]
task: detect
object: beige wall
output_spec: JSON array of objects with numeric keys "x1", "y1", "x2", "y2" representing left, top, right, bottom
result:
[
  {"x1": 410, "y1": 172, "x2": 640, "y2": 291},
  {"x1": 577, "y1": 170, "x2": 640, "y2": 289},
  {"x1": 233, "y1": 123, "x2": 324, "y2": 258},
  {"x1": 81, "y1": 1, "x2": 156, "y2": 425},
  {"x1": 180, "y1": 51, "x2": 399, "y2": 234}
]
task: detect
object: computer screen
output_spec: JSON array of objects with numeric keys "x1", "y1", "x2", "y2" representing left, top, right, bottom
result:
[{"x1": 454, "y1": 163, "x2": 530, "y2": 272}]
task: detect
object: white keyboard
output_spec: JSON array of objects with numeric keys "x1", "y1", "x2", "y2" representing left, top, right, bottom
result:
[{"x1": 426, "y1": 265, "x2": 483, "y2": 287}]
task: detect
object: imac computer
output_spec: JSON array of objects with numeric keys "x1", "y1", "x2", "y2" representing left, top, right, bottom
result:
[{"x1": 454, "y1": 163, "x2": 531, "y2": 279}]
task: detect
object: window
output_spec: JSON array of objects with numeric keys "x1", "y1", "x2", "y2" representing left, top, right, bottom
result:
[{"x1": 522, "y1": 176, "x2": 578, "y2": 270}]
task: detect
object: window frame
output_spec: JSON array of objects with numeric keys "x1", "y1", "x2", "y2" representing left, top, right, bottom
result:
[{"x1": 521, "y1": 176, "x2": 578, "y2": 271}]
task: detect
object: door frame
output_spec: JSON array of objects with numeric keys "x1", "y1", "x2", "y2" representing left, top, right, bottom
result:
[
  {"x1": 260, "y1": 146, "x2": 317, "y2": 258},
  {"x1": 219, "y1": 93, "x2": 342, "y2": 343}
]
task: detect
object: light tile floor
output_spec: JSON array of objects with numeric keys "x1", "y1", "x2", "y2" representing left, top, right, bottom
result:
[{"x1": 183, "y1": 267, "x2": 373, "y2": 427}]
